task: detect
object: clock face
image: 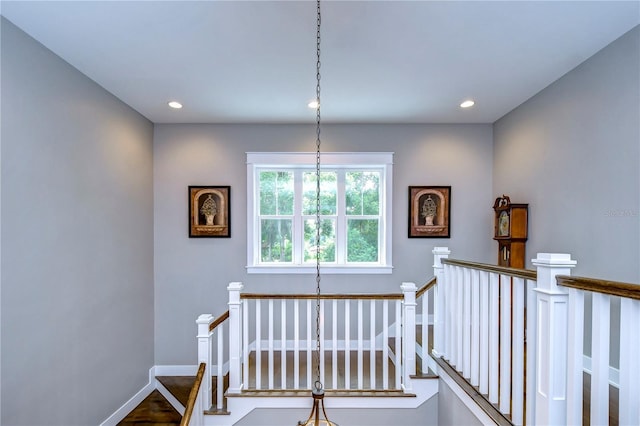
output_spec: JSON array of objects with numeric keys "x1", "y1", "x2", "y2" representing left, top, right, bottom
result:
[{"x1": 498, "y1": 211, "x2": 510, "y2": 237}]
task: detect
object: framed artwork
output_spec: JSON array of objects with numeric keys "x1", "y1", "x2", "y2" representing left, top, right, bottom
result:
[
  {"x1": 408, "y1": 186, "x2": 451, "y2": 238},
  {"x1": 189, "y1": 186, "x2": 231, "y2": 238}
]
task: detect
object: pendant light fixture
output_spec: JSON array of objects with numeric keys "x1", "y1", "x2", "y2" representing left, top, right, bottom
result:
[{"x1": 297, "y1": 0, "x2": 338, "y2": 425}]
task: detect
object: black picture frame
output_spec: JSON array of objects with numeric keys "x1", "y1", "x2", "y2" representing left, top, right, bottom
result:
[
  {"x1": 408, "y1": 186, "x2": 451, "y2": 238},
  {"x1": 189, "y1": 186, "x2": 231, "y2": 238}
]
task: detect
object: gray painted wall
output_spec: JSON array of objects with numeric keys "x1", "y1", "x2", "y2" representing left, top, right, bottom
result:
[
  {"x1": 234, "y1": 395, "x2": 438, "y2": 426},
  {"x1": 1, "y1": 18, "x2": 154, "y2": 425},
  {"x1": 153, "y1": 123, "x2": 494, "y2": 363},
  {"x1": 493, "y1": 26, "x2": 640, "y2": 283},
  {"x1": 437, "y1": 378, "x2": 482, "y2": 426}
]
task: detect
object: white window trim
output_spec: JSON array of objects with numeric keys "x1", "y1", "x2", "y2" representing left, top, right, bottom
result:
[{"x1": 246, "y1": 152, "x2": 393, "y2": 274}]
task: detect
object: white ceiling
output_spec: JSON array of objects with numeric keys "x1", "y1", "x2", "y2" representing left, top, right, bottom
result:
[{"x1": 2, "y1": 1, "x2": 639, "y2": 124}]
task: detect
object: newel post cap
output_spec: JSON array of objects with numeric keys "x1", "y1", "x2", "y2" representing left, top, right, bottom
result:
[
  {"x1": 401, "y1": 282, "x2": 417, "y2": 292},
  {"x1": 432, "y1": 246, "x2": 451, "y2": 255},
  {"x1": 531, "y1": 253, "x2": 577, "y2": 268},
  {"x1": 227, "y1": 281, "x2": 244, "y2": 291},
  {"x1": 433, "y1": 247, "x2": 450, "y2": 268},
  {"x1": 196, "y1": 314, "x2": 214, "y2": 325}
]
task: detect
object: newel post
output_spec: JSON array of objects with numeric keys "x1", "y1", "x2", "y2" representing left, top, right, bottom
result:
[
  {"x1": 196, "y1": 314, "x2": 214, "y2": 410},
  {"x1": 432, "y1": 246, "x2": 450, "y2": 358},
  {"x1": 228, "y1": 282, "x2": 244, "y2": 393},
  {"x1": 532, "y1": 253, "x2": 576, "y2": 426},
  {"x1": 401, "y1": 282, "x2": 417, "y2": 390}
]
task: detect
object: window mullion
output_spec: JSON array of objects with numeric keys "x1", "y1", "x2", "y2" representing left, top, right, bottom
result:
[
  {"x1": 336, "y1": 170, "x2": 346, "y2": 264},
  {"x1": 293, "y1": 169, "x2": 303, "y2": 265}
]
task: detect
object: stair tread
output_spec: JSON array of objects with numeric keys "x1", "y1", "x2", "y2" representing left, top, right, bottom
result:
[
  {"x1": 117, "y1": 389, "x2": 181, "y2": 425},
  {"x1": 156, "y1": 376, "x2": 195, "y2": 407}
]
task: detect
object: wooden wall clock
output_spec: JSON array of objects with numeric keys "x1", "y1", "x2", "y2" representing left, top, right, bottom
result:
[{"x1": 493, "y1": 195, "x2": 528, "y2": 268}]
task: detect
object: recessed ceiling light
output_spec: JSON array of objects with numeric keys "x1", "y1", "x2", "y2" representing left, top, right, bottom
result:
[
  {"x1": 460, "y1": 100, "x2": 475, "y2": 108},
  {"x1": 168, "y1": 101, "x2": 183, "y2": 109},
  {"x1": 308, "y1": 100, "x2": 319, "y2": 109}
]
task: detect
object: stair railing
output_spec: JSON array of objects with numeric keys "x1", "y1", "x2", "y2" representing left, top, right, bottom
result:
[
  {"x1": 556, "y1": 274, "x2": 640, "y2": 426},
  {"x1": 195, "y1": 310, "x2": 230, "y2": 412},
  {"x1": 180, "y1": 362, "x2": 206, "y2": 426},
  {"x1": 435, "y1": 250, "x2": 536, "y2": 425},
  {"x1": 432, "y1": 247, "x2": 640, "y2": 426},
  {"x1": 414, "y1": 277, "x2": 437, "y2": 376},
  {"x1": 236, "y1": 292, "x2": 405, "y2": 391}
]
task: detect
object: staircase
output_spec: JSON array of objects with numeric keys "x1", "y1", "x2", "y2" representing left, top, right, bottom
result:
[
  {"x1": 112, "y1": 247, "x2": 640, "y2": 426},
  {"x1": 118, "y1": 375, "x2": 229, "y2": 425},
  {"x1": 118, "y1": 348, "x2": 438, "y2": 426}
]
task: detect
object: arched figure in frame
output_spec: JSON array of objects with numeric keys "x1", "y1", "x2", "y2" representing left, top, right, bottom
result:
[
  {"x1": 408, "y1": 186, "x2": 450, "y2": 238},
  {"x1": 189, "y1": 186, "x2": 231, "y2": 237}
]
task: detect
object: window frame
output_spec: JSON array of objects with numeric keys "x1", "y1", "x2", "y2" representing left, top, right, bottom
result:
[{"x1": 247, "y1": 152, "x2": 393, "y2": 274}]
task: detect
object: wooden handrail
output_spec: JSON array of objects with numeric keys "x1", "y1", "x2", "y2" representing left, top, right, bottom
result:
[
  {"x1": 209, "y1": 310, "x2": 230, "y2": 332},
  {"x1": 416, "y1": 277, "x2": 437, "y2": 299},
  {"x1": 442, "y1": 258, "x2": 537, "y2": 281},
  {"x1": 241, "y1": 293, "x2": 403, "y2": 300},
  {"x1": 557, "y1": 275, "x2": 640, "y2": 300},
  {"x1": 180, "y1": 362, "x2": 206, "y2": 426}
]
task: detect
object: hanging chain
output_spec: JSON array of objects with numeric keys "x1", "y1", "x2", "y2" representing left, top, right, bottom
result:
[{"x1": 314, "y1": 0, "x2": 322, "y2": 391}]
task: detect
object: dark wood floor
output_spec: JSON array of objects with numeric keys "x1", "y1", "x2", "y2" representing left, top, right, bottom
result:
[
  {"x1": 157, "y1": 376, "x2": 194, "y2": 406},
  {"x1": 117, "y1": 390, "x2": 181, "y2": 425}
]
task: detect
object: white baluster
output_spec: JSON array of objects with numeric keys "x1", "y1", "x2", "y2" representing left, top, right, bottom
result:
[
  {"x1": 619, "y1": 298, "x2": 640, "y2": 426},
  {"x1": 421, "y1": 286, "x2": 429, "y2": 374},
  {"x1": 255, "y1": 300, "x2": 261, "y2": 390},
  {"x1": 307, "y1": 299, "x2": 312, "y2": 389},
  {"x1": 344, "y1": 300, "x2": 351, "y2": 390},
  {"x1": 488, "y1": 272, "x2": 499, "y2": 404},
  {"x1": 332, "y1": 299, "x2": 338, "y2": 389},
  {"x1": 227, "y1": 282, "x2": 244, "y2": 394},
  {"x1": 196, "y1": 314, "x2": 214, "y2": 410},
  {"x1": 382, "y1": 299, "x2": 389, "y2": 390},
  {"x1": 358, "y1": 299, "x2": 363, "y2": 390},
  {"x1": 281, "y1": 299, "x2": 287, "y2": 389},
  {"x1": 217, "y1": 325, "x2": 224, "y2": 408},
  {"x1": 470, "y1": 269, "x2": 480, "y2": 385},
  {"x1": 432, "y1": 247, "x2": 450, "y2": 358},
  {"x1": 268, "y1": 299, "x2": 274, "y2": 389},
  {"x1": 320, "y1": 299, "x2": 326, "y2": 386},
  {"x1": 370, "y1": 300, "x2": 376, "y2": 389},
  {"x1": 499, "y1": 275, "x2": 512, "y2": 415},
  {"x1": 462, "y1": 267, "x2": 471, "y2": 379},
  {"x1": 243, "y1": 299, "x2": 249, "y2": 392},
  {"x1": 294, "y1": 299, "x2": 300, "y2": 390},
  {"x1": 512, "y1": 277, "x2": 526, "y2": 425},
  {"x1": 445, "y1": 263, "x2": 453, "y2": 361},
  {"x1": 395, "y1": 300, "x2": 402, "y2": 389},
  {"x1": 532, "y1": 253, "x2": 576, "y2": 425},
  {"x1": 566, "y1": 287, "x2": 584, "y2": 426},
  {"x1": 591, "y1": 292, "x2": 610, "y2": 426},
  {"x1": 455, "y1": 266, "x2": 464, "y2": 370},
  {"x1": 479, "y1": 271, "x2": 489, "y2": 395}
]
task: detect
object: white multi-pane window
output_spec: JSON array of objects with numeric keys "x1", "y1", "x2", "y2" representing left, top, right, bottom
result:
[{"x1": 247, "y1": 152, "x2": 393, "y2": 274}]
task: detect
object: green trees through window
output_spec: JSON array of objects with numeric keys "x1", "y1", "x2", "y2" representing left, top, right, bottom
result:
[{"x1": 258, "y1": 169, "x2": 381, "y2": 264}]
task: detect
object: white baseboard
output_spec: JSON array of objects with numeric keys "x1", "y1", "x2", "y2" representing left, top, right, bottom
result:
[
  {"x1": 155, "y1": 364, "x2": 198, "y2": 376},
  {"x1": 99, "y1": 367, "x2": 155, "y2": 426}
]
